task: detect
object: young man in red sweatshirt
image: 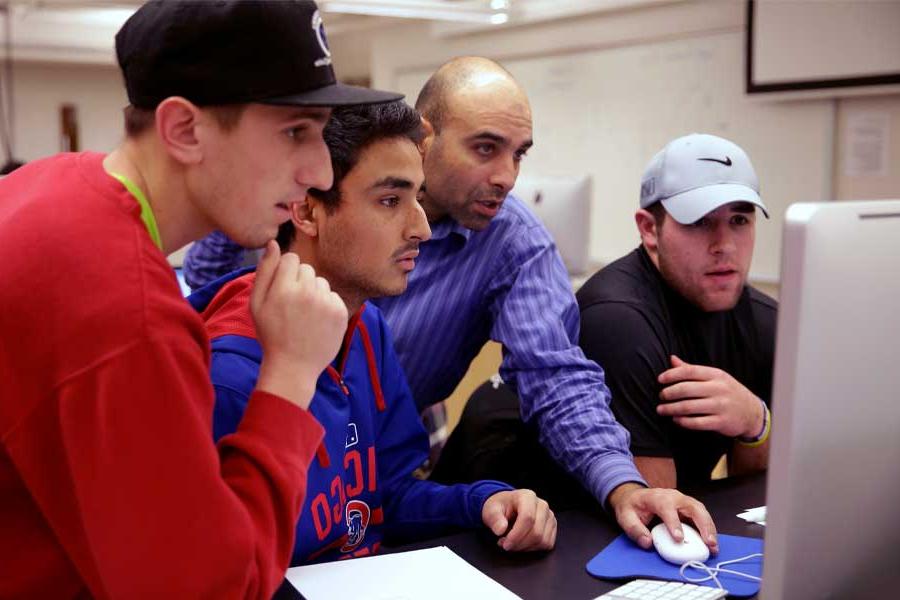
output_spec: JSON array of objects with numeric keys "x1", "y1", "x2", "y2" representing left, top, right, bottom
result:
[{"x1": 0, "y1": 1, "x2": 402, "y2": 598}]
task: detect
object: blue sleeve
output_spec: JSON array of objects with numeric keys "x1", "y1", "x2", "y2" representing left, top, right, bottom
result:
[
  {"x1": 208, "y1": 347, "x2": 258, "y2": 443},
  {"x1": 372, "y1": 313, "x2": 512, "y2": 542},
  {"x1": 183, "y1": 231, "x2": 247, "y2": 292},
  {"x1": 487, "y1": 221, "x2": 646, "y2": 507}
]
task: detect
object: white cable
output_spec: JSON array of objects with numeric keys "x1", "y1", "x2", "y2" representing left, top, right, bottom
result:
[{"x1": 678, "y1": 553, "x2": 764, "y2": 590}]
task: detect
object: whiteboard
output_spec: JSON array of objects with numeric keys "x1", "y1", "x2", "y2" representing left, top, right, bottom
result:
[
  {"x1": 393, "y1": 31, "x2": 836, "y2": 282},
  {"x1": 751, "y1": 0, "x2": 900, "y2": 91}
]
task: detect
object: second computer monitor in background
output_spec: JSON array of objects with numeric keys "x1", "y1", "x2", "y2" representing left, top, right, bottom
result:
[{"x1": 512, "y1": 174, "x2": 592, "y2": 275}]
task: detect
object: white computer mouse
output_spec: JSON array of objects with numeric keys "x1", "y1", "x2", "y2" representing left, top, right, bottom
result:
[{"x1": 650, "y1": 522, "x2": 710, "y2": 565}]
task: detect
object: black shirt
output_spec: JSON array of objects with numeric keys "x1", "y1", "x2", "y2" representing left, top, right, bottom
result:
[{"x1": 576, "y1": 247, "x2": 777, "y2": 484}]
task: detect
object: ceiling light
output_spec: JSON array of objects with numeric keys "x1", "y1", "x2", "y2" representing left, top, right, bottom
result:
[{"x1": 321, "y1": 0, "x2": 504, "y2": 25}]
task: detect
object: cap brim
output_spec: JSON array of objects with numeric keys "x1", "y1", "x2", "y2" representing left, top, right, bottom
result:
[
  {"x1": 661, "y1": 183, "x2": 768, "y2": 225},
  {"x1": 262, "y1": 82, "x2": 403, "y2": 107}
]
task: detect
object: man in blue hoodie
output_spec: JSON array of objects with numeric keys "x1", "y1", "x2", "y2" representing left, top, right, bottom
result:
[{"x1": 189, "y1": 101, "x2": 557, "y2": 565}]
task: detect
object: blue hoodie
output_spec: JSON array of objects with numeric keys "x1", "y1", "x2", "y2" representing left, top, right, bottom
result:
[{"x1": 189, "y1": 269, "x2": 511, "y2": 565}]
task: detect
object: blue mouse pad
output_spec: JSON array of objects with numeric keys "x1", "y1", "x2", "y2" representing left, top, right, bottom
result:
[{"x1": 586, "y1": 533, "x2": 763, "y2": 597}]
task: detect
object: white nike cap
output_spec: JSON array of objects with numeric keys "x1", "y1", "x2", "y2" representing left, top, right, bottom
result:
[{"x1": 639, "y1": 133, "x2": 768, "y2": 224}]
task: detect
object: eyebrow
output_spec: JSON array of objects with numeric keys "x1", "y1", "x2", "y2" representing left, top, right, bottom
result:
[
  {"x1": 469, "y1": 131, "x2": 534, "y2": 152},
  {"x1": 730, "y1": 202, "x2": 757, "y2": 213},
  {"x1": 283, "y1": 108, "x2": 331, "y2": 124},
  {"x1": 369, "y1": 176, "x2": 416, "y2": 191}
]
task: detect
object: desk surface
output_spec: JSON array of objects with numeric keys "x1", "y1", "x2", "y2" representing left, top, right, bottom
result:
[{"x1": 276, "y1": 473, "x2": 766, "y2": 600}]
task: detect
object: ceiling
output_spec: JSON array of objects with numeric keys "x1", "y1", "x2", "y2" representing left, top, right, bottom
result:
[{"x1": 0, "y1": 0, "x2": 678, "y2": 64}]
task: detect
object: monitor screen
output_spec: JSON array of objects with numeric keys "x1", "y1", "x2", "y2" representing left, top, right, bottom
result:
[
  {"x1": 511, "y1": 174, "x2": 592, "y2": 275},
  {"x1": 761, "y1": 200, "x2": 900, "y2": 598}
]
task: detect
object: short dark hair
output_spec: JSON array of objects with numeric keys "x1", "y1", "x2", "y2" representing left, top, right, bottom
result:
[
  {"x1": 123, "y1": 105, "x2": 155, "y2": 137},
  {"x1": 646, "y1": 201, "x2": 667, "y2": 228},
  {"x1": 415, "y1": 73, "x2": 449, "y2": 133},
  {"x1": 123, "y1": 103, "x2": 247, "y2": 138},
  {"x1": 276, "y1": 101, "x2": 424, "y2": 250}
]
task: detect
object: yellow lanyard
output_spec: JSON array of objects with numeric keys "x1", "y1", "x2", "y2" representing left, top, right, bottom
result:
[{"x1": 110, "y1": 172, "x2": 162, "y2": 251}]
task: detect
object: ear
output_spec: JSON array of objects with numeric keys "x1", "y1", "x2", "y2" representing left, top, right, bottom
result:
[
  {"x1": 635, "y1": 208, "x2": 661, "y2": 259},
  {"x1": 419, "y1": 116, "x2": 435, "y2": 158},
  {"x1": 290, "y1": 195, "x2": 319, "y2": 238},
  {"x1": 154, "y1": 97, "x2": 204, "y2": 165}
]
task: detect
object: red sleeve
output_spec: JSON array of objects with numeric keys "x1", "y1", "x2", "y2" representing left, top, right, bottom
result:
[{"x1": 5, "y1": 334, "x2": 322, "y2": 599}]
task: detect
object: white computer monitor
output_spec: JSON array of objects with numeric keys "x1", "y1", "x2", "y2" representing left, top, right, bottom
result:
[
  {"x1": 511, "y1": 174, "x2": 592, "y2": 275},
  {"x1": 761, "y1": 200, "x2": 900, "y2": 599}
]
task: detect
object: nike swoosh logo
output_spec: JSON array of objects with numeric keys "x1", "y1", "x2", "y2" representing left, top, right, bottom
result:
[{"x1": 698, "y1": 156, "x2": 732, "y2": 166}]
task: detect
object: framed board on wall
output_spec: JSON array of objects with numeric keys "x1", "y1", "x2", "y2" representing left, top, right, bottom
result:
[{"x1": 746, "y1": 0, "x2": 900, "y2": 94}]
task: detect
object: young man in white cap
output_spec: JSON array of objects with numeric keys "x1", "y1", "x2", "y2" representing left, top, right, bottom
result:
[
  {"x1": 577, "y1": 133, "x2": 776, "y2": 490},
  {"x1": 0, "y1": 1, "x2": 403, "y2": 597}
]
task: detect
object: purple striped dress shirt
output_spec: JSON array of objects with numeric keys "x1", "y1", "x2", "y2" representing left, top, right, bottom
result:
[{"x1": 372, "y1": 196, "x2": 645, "y2": 505}]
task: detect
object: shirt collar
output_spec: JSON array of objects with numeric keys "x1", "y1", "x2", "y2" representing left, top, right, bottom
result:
[{"x1": 429, "y1": 216, "x2": 473, "y2": 243}]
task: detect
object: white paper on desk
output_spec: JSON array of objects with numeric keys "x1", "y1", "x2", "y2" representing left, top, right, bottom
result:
[
  {"x1": 737, "y1": 505, "x2": 767, "y2": 526},
  {"x1": 285, "y1": 546, "x2": 522, "y2": 600}
]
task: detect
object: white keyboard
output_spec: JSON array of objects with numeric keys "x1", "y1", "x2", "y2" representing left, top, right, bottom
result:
[{"x1": 594, "y1": 579, "x2": 728, "y2": 599}]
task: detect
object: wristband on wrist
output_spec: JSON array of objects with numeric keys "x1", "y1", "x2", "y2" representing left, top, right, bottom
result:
[{"x1": 738, "y1": 399, "x2": 771, "y2": 447}]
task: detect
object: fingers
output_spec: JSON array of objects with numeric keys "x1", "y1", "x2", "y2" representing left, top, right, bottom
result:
[
  {"x1": 547, "y1": 513, "x2": 558, "y2": 549},
  {"x1": 659, "y1": 366, "x2": 755, "y2": 437},
  {"x1": 615, "y1": 488, "x2": 720, "y2": 556},
  {"x1": 315, "y1": 275, "x2": 331, "y2": 293},
  {"x1": 662, "y1": 395, "x2": 754, "y2": 436},
  {"x1": 490, "y1": 491, "x2": 556, "y2": 552},
  {"x1": 534, "y1": 500, "x2": 556, "y2": 550},
  {"x1": 658, "y1": 361, "x2": 720, "y2": 386},
  {"x1": 530, "y1": 502, "x2": 557, "y2": 551},
  {"x1": 655, "y1": 503, "x2": 685, "y2": 544},
  {"x1": 253, "y1": 246, "x2": 325, "y2": 313},
  {"x1": 250, "y1": 240, "x2": 280, "y2": 312},
  {"x1": 251, "y1": 252, "x2": 347, "y2": 409},
  {"x1": 648, "y1": 493, "x2": 719, "y2": 553},
  {"x1": 680, "y1": 498, "x2": 719, "y2": 555},
  {"x1": 481, "y1": 495, "x2": 510, "y2": 537},
  {"x1": 258, "y1": 252, "x2": 304, "y2": 317},
  {"x1": 499, "y1": 491, "x2": 538, "y2": 550},
  {"x1": 658, "y1": 354, "x2": 695, "y2": 385},
  {"x1": 658, "y1": 381, "x2": 716, "y2": 404},
  {"x1": 657, "y1": 397, "x2": 714, "y2": 416},
  {"x1": 611, "y1": 486, "x2": 655, "y2": 550},
  {"x1": 616, "y1": 504, "x2": 653, "y2": 549}
]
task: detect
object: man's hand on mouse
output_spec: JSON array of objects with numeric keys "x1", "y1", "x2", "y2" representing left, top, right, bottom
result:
[
  {"x1": 657, "y1": 355, "x2": 765, "y2": 439},
  {"x1": 607, "y1": 483, "x2": 719, "y2": 555}
]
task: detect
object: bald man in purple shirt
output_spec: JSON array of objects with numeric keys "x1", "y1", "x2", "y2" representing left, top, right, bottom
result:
[{"x1": 184, "y1": 56, "x2": 719, "y2": 553}]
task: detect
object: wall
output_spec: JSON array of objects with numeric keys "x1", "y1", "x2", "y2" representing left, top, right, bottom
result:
[
  {"x1": 8, "y1": 61, "x2": 125, "y2": 162},
  {"x1": 329, "y1": 27, "x2": 379, "y2": 83},
  {"x1": 835, "y1": 94, "x2": 900, "y2": 200},
  {"x1": 2, "y1": 27, "x2": 386, "y2": 159},
  {"x1": 3, "y1": 1, "x2": 896, "y2": 270},
  {"x1": 368, "y1": 0, "x2": 898, "y2": 283}
]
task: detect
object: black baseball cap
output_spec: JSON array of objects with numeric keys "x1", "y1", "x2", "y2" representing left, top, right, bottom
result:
[{"x1": 116, "y1": 0, "x2": 403, "y2": 109}]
